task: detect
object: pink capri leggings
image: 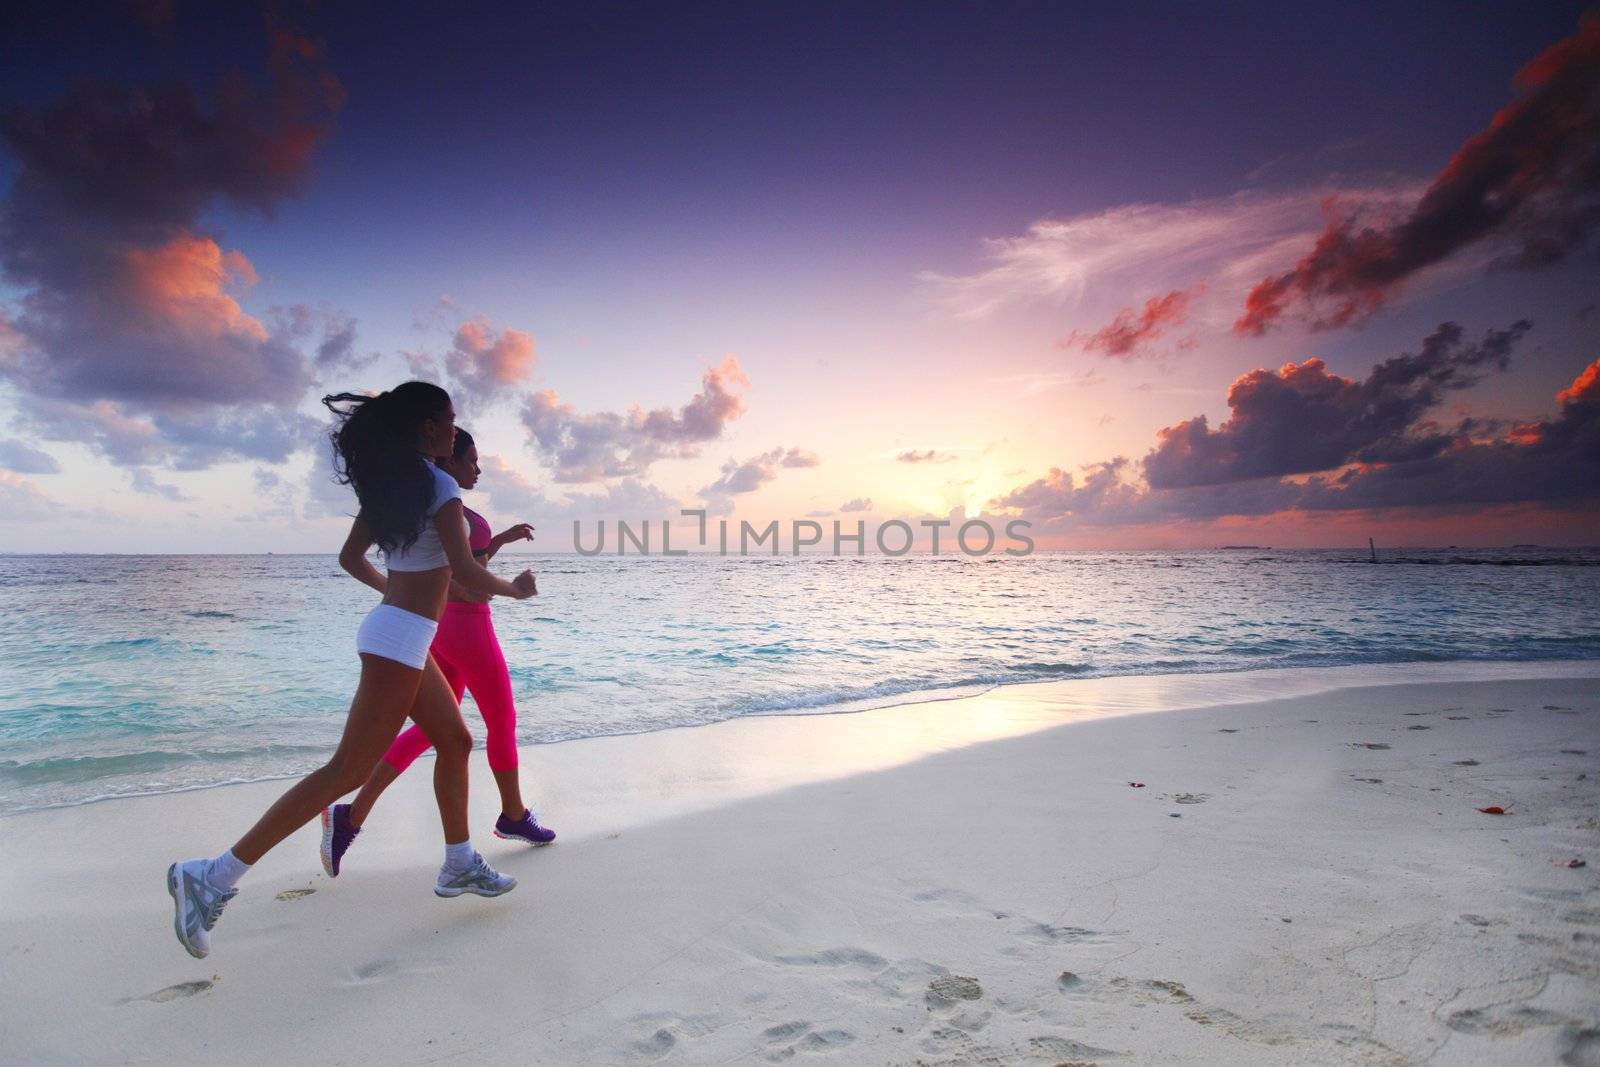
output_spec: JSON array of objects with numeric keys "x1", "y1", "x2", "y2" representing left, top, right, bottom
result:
[{"x1": 383, "y1": 601, "x2": 520, "y2": 773}]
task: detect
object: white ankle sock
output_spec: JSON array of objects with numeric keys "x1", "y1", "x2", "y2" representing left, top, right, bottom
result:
[
  {"x1": 206, "y1": 849, "x2": 251, "y2": 890},
  {"x1": 443, "y1": 839, "x2": 475, "y2": 873}
]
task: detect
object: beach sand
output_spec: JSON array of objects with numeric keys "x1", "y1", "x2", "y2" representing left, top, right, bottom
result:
[{"x1": 2, "y1": 663, "x2": 1598, "y2": 1065}]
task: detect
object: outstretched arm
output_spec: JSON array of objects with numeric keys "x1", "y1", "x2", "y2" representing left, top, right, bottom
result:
[
  {"x1": 338, "y1": 515, "x2": 386, "y2": 595},
  {"x1": 482, "y1": 522, "x2": 535, "y2": 563},
  {"x1": 437, "y1": 501, "x2": 536, "y2": 599}
]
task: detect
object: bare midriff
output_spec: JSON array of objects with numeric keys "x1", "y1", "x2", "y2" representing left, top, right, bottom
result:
[{"x1": 381, "y1": 566, "x2": 454, "y2": 621}]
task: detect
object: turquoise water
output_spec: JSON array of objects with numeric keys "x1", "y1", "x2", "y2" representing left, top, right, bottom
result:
[{"x1": 1, "y1": 549, "x2": 1597, "y2": 813}]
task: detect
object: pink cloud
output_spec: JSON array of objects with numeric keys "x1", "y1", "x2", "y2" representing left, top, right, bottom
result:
[
  {"x1": 1065, "y1": 286, "x2": 1203, "y2": 359},
  {"x1": 444, "y1": 320, "x2": 537, "y2": 406},
  {"x1": 0, "y1": 18, "x2": 343, "y2": 468},
  {"x1": 1236, "y1": 16, "x2": 1600, "y2": 335}
]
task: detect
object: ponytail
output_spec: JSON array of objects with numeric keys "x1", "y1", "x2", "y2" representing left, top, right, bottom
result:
[{"x1": 322, "y1": 381, "x2": 452, "y2": 553}]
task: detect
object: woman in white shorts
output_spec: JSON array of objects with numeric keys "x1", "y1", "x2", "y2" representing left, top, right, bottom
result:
[{"x1": 166, "y1": 380, "x2": 537, "y2": 959}]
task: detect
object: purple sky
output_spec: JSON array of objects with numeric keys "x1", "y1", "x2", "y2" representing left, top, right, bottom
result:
[{"x1": 1, "y1": 2, "x2": 1597, "y2": 551}]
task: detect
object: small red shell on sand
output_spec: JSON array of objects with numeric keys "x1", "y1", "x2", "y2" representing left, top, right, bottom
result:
[
  {"x1": 1477, "y1": 806, "x2": 1506, "y2": 814},
  {"x1": 1128, "y1": 782, "x2": 1145, "y2": 788},
  {"x1": 1560, "y1": 858, "x2": 1587, "y2": 868}
]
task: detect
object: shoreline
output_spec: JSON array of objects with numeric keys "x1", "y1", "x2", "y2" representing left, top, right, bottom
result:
[
  {"x1": 7, "y1": 658, "x2": 1600, "y2": 821},
  {"x1": 2, "y1": 664, "x2": 1596, "y2": 1063}
]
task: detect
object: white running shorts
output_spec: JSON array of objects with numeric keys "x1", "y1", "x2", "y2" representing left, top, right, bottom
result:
[{"x1": 356, "y1": 604, "x2": 438, "y2": 669}]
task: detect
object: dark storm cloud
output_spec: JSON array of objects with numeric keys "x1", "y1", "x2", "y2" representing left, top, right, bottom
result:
[
  {"x1": 1237, "y1": 16, "x2": 1600, "y2": 335},
  {"x1": 0, "y1": 21, "x2": 344, "y2": 466},
  {"x1": 994, "y1": 324, "x2": 1599, "y2": 528},
  {"x1": 1143, "y1": 321, "x2": 1531, "y2": 489}
]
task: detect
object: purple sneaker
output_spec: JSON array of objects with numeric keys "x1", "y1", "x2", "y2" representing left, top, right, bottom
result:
[
  {"x1": 493, "y1": 808, "x2": 556, "y2": 845},
  {"x1": 320, "y1": 803, "x2": 359, "y2": 877}
]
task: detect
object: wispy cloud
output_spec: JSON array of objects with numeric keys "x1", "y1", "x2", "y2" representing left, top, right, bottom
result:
[{"x1": 921, "y1": 186, "x2": 1419, "y2": 326}]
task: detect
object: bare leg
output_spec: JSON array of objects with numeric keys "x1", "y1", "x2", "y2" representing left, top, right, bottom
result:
[
  {"x1": 407, "y1": 654, "x2": 474, "y2": 844},
  {"x1": 346, "y1": 759, "x2": 400, "y2": 829},
  {"x1": 492, "y1": 768, "x2": 524, "y2": 820},
  {"x1": 231, "y1": 654, "x2": 422, "y2": 864}
]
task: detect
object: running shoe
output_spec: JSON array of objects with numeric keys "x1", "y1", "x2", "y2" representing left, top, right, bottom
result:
[
  {"x1": 320, "y1": 803, "x2": 359, "y2": 877},
  {"x1": 434, "y1": 853, "x2": 517, "y2": 898},
  {"x1": 166, "y1": 858, "x2": 237, "y2": 959},
  {"x1": 493, "y1": 808, "x2": 556, "y2": 845}
]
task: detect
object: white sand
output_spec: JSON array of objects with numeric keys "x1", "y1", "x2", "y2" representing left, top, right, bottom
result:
[{"x1": 2, "y1": 662, "x2": 1598, "y2": 1065}]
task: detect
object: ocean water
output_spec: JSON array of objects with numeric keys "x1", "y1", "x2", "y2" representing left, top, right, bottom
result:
[{"x1": 1, "y1": 549, "x2": 1597, "y2": 814}]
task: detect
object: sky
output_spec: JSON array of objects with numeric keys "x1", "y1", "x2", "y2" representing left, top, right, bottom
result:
[{"x1": 1, "y1": 0, "x2": 1597, "y2": 552}]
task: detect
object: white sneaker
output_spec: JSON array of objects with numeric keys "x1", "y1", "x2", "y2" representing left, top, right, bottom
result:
[
  {"x1": 434, "y1": 853, "x2": 517, "y2": 898},
  {"x1": 167, "y1": 859, "x2": 237, "y2": 959}
]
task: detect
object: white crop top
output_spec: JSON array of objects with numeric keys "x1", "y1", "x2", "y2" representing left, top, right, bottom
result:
[{"x1": 380, "y1": 461, "x2": 464, "y2": 572}]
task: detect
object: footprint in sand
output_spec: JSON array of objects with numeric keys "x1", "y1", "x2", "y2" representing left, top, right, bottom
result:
[
  {"x1": 1454, "y1": 759, "x2": 1480, "y2": 766},
  {"x1": 916, "y1": 1023, "x2": 1123, "y2": 1063},
  {"x1": 1560, "y1": 1027, "x2": 1600, "y2": 1067},
  {"x1": 1563, "y1": 749, "x2": 1589, "y2": 755},
  {"x1": 1446, "y1": 1005, "x2": 1573, "y2": 1036},
  {"x1": 1544, "y1": 705, "x2": 1574, "y2": 711},
  {"x1": 1350, "y1": 742, "x2": 1391, "y2": 750},
  {"x1": 275, "y1": 887, "x2": 316, "y2": 901},
  {"x1": 762, "y1": 1021, "x2": 810, "y2": 1042},
  {"x1": 632, "y1": 1029, "x2": 676, "y2": 1060},
  {"x1": 124, "y1": 979, "x2": 213, "y2": 1004},
  {"x1": 1185, "y1": 1005, "x2": 1295, "y2": 1046},
  {"x1": 1113, "y1": 978, "x2": 1298, "y2": 1046},
  {"x1": 1407, "y1": 725, "x2": 1432, "y2": 731},
  {"x1": 1447, "y1": 715, "x2": 1471, "y2": 720},
  {"x1": 1019, "y1": 922, "x2": 1115, "y2": 945},
  {"x1": 1058, "y1": 970, "x2": 1085, "y2": 992},
  {"x1": 350, "y1": 959, "x2": 399, "y2": 982},
  {"x1": 1171, "y1": 793, "x2": 1210, "y2": 804},
  {"x1": 773, "y1": 947, "x2": 887, "y2": 969},
  {"x1": 798, "y1": 1030, "x2": 855, "y2": 1053},
  {"x1": 1110, "y1": 977, "x2": 1193, "y2": 1003},
  {"x1": 926, "y1": 974, "x2": 983, "y2": 1007},
  {"x1": 1353, "y1": 777, "x2": 1383, "y2": 784},
  {"x1": 1028, "y1": 1035, "x2": 1126, "y2": 1060},
  {"x1": 762, "y1": 1020, "x2": 856, "y2": 1061},
  {"x1": 1218, "y1": 728, "x2": 1239, "y2": 733}
]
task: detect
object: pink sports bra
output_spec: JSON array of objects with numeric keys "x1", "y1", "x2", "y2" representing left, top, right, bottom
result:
[{"x1": 464, "y1": 506, "x2": 492, "y2": 554}]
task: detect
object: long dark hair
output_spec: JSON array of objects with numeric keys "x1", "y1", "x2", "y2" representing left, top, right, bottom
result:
[{"x1": 322, "y1": 381, "x2": 452, "y2": 554}]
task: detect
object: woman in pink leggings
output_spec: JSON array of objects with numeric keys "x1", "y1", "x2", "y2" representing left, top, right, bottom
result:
[{"x1": 320, "y1": 428, "x2": 555, "y2": 877}]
